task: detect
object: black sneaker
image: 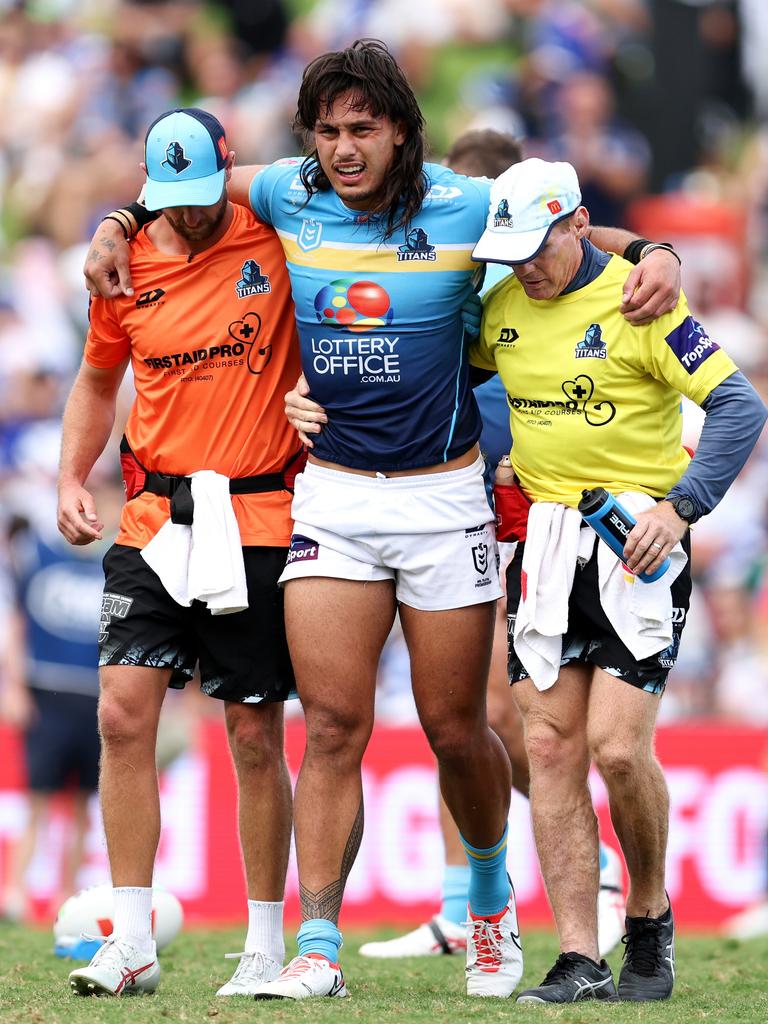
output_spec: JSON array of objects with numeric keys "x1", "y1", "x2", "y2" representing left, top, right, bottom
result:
[
  {"x1": 617, "y1": 902, "x2": 675, "y2": 1001},
  {"x1": 516, "y1": 952, "x2": 617, "y2": 1003}
]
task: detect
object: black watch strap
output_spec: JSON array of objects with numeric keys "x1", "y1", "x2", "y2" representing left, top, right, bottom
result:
[{"x1": 668, "y1": 494, "x2": 697, "y2": 524}]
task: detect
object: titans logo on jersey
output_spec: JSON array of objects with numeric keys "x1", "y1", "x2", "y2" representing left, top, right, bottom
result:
[
  {"x1": 236, "y1": 259, "x2": 271, "y2": 297},
  {"x1": 397, "y1": 228, "x2": 437, "y2": 261},
  {"x1": 575, "y1": 323, "x2": 607, "y2": 359}
]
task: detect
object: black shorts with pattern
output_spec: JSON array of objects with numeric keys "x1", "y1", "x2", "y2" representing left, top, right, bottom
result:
[
  {"x1": 506, "y1": 530, "x2": 692, "y2": 695},
  {"x1": 99, "y1": 543, "x2": 295, "y2": 703}
]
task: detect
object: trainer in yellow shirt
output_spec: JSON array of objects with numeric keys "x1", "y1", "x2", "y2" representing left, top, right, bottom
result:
[
  {"x1": 472, "y1": 254, "x2": 736, "y2": 508},
  {"x1": 469, "y1": 157, "x2": 767, "y2": 1006}
]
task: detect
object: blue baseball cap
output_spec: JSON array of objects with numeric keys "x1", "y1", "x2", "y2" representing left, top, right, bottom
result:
[{"x1": 144, "y1": 108, "x2": 229, "y2": 211}]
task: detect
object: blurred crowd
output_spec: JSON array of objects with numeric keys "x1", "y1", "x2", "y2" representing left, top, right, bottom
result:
[{"x1": 2, "y1": 0, "x2": 768, "y2": 749}]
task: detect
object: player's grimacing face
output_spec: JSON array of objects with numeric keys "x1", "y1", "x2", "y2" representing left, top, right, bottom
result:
[{"x1": 314, "y1": 91, "x2": 406, "y2": 210}]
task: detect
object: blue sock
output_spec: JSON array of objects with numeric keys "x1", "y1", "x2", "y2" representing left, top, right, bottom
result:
[
  {"x1": 460, "y1": 824, "x2": 510, "y2": 918},
  {"x1": 440, "y1": 865, "x2": 471, "y2": 925},
  {"x1": 297, "y1": 919, "x2": 342, "y2": 963},
  {"x1": 598, "y1": 842, "x2": 609, "y2": 873}
]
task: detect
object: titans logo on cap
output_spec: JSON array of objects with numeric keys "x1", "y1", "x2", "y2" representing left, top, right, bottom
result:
[
  {"x1": 494, "y1": 198, "x2": 512, "y2": 227},
  {"x1": 163, "y1": 142, "x2": 192, "y2": 174}
]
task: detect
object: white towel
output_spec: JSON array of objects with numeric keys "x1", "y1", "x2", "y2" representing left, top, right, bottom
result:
[
  {"x1": 513, "y1": 502, "x2": 586, "y2": 691},
  {"x1": 513, "y1": 495, "x2": 688, "y2": 690},
  {"x1": 140, "y1": 470, "x2": 248, "y2": 615},
  {"x1": 596, "y1": 491, "x2": 687, "y2": 661}
]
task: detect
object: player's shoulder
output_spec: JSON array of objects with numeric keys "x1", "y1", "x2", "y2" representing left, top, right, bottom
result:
[
  {"x1": 250, "y1": 157, "x2": 310, "y2": 198},
  {"x1": 423, "y1": 163, "x2": 491, "y2": 209}
]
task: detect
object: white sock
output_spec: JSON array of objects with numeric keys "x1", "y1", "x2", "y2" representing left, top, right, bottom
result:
[
  {"x1": 245, "y1": 900, "x2": 285, "y2": 964},
  {"x1": 111, "y1": 886, "x2": 154, "y2": 955}
]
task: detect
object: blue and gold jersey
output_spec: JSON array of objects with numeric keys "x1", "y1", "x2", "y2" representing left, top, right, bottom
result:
[
  {"x1": 471, "y1": 255, "x2": 738, "y2": 506},
  {"x1": 250, "y1": 161, "x2": 490, "y2": 471}
]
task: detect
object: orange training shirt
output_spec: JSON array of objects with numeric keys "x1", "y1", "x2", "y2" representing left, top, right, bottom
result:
[{"x1": 85, "y1": 203, "x2": 301, "y2": 549}]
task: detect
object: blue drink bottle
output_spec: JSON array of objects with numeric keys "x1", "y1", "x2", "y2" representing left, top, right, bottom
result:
[{"x1": 578, "y1": 487, "x2": 670, "y2": 583}]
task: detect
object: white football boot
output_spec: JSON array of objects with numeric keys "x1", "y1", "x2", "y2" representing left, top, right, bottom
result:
[
  {"x1": 68, "y1": 937, "x2": 161, "y2": 996},
  {"x1": 359, "y1": 915, "x2": 466, "y2": 958},
  {"x1": 252, "y1": 953, "x2": 347, "y2": 1000},
  {"x1": 216, "y1": 951, "x2": 281, "y2": 996},
  {"x1": 465, "y1": 888, "x2": 524, "y2": 997},
  {"x1": 598, "y1": 844, "x2": 627, "y2": 958}
]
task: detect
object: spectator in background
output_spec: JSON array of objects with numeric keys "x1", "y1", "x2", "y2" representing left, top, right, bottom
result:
[
  {"x1": 0, "y1": 457, "x2": 121, "y2": 922},
  {"x1": 531, "y1": 71, "x2": 650, "y2": 226}
]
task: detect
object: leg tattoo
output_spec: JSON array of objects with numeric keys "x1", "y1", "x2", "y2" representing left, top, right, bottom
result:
[{"x1": 300, "y1": 799, "x2": 364, "y2": 923}]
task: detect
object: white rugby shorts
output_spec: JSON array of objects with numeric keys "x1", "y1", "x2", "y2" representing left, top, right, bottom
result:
[{"x1": 279, "y1": 455, "x2": 502, "y2": 611}]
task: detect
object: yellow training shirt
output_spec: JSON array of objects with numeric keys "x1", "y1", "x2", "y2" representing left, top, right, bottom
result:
[{"x1": 470, "y1": 254, "x2": 737, "y2": 506}]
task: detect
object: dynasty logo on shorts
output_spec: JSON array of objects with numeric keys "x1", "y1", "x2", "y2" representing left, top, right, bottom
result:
[
  {"x1": 99, "y1": 592, "x2": 133, "y2": 644},
  {"x1": 286, "y1": 534, "x2": 320, "y2": 564}
]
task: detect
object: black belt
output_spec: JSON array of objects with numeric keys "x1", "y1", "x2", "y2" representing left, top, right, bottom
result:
[
  {"x1": 143, "y1": 471, "x2": 289, "y2": 526},
  {"x1": 120, "y1": 436, "x2": 303, "y2": 526}
]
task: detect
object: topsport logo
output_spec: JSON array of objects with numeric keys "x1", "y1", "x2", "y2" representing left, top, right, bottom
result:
[
  {"x1": 664, "y1": 316, "x2": 720, "y2": 374},
  {"x1": 314, "y1": 279, "x2": 394, "y2": 332}
]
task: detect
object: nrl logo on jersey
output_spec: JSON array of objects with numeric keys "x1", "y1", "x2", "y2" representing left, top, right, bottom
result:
[
  {"x1": 397, "y1": 227, "x2": 437, "y2": 261},
  {"x1": 298, "y1": 218, "x2": 323, "y2": 252},
  {"x1": 236, "y1": 259, "x2": 271, "y2": 298},
  {"x1": 575, "y1": 323, "x2": 607, "y2": 359}
]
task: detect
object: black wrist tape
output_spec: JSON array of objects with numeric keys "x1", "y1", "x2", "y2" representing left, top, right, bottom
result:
[
  {"x1": 124, "y1": 201, "x2": 159, "y2": 231},
  {"x1": 623, "y1": 238, "x2": 651, "y2": 265}
]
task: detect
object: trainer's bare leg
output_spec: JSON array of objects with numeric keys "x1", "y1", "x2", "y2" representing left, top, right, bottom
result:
[
  {"x1": 225, "y1": 701, "x2": 292, "y2": 900},
  {"x1": 285, "y1": 577, "x2": 396, "y2": 921},
  {"x1": 587, "y1": 670, "x2": 668, "y2": 918},
  {"x1": 401, "y1": 601, "x2": 511, "y2": 850},
  {"x1": 513, "y1": 664, "x2": 599, "y2": 960},
  {"x1": 98, "y1": 665, "x2": 170, "y2": 885}
]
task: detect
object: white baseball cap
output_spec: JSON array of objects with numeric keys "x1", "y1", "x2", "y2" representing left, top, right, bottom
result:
[{"x1": 472, "y1": 158, "x2": 582, "y2": 264}]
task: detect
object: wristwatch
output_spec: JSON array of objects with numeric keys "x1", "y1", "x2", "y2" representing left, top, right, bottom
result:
[{"x1": 667, "y1": 494, "x2": 697, "y2": 524}]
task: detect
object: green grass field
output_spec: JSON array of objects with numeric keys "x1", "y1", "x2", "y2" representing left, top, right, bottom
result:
[{"x1": 1, "y1": 924, "x2": 766, "y2": 1023}]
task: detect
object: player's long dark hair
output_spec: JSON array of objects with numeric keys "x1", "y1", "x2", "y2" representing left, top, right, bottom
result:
[{"x1": 293, "y1": 39, "x2": 427, "y2": 240}]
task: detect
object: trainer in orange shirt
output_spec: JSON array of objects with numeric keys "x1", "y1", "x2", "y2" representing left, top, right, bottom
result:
[{"x1": 57, "y1": 109, "x2": 301, "y2": 999}]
